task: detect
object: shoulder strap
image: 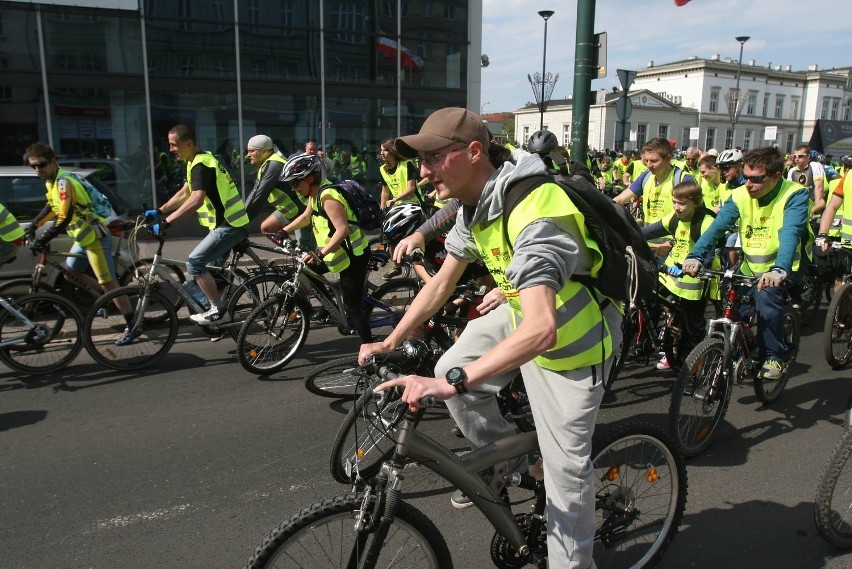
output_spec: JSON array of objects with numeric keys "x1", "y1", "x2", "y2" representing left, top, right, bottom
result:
[
  {"x1": 666, "y1": 213, "x2": 679, "y2": 237},
  {"x1": 502, "y1": 174, "x2": 552, "y2": 251}
]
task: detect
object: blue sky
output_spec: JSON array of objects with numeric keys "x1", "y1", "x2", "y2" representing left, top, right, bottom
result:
[{"x1": 481, "y1": 0, "x2": 852, "y2": 114}]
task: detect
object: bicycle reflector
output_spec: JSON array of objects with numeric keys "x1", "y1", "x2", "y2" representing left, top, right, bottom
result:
[
  {"x1": 606, "y1": 467, "x2": 620, "y2": 481},
  {"x1": 646, "y1": 467, "x2": 659, "y2": 484}
]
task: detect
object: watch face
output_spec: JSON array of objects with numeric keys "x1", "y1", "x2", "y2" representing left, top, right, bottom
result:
[{"x1": 447, "y1": 367, "x2": 463, "y2": 382}]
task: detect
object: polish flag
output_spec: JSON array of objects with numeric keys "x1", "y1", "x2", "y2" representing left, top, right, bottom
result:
[{"x1": 674, "y1": 0, "x2": 692, "y2": 5}]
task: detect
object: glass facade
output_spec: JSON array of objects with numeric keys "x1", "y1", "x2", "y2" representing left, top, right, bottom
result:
[{"x1": 0, "y1": 1, "x2": 471, "y2": 211}]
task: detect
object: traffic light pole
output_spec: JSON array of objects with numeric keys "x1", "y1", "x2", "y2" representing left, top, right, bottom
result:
[{"x1": 570, "y1": 0, "x2": 596, "y2": 163}]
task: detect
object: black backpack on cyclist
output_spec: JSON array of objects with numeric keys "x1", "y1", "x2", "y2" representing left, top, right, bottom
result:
[
  {"x1": 502, "y1": 162, "x2": 657, "y2": 304},
  {"x1": 317, "y1": 180, "x2": 384, "y2": 231}
]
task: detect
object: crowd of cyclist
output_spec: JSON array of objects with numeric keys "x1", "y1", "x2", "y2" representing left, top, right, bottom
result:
[{"x1": 4, "y1": 111, "x2": 852, "y2": 567}]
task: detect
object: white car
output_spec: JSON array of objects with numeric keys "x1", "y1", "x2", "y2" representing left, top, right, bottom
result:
[{"x1": 0, "y1": 165, "x2": 128, "y2": 280}]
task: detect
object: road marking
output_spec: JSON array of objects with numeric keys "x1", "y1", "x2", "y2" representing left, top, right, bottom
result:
[{"x1": 95, "y1": 503, "x2": 192, "y2": 530}]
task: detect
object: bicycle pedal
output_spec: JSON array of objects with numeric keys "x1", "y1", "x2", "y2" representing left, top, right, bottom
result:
[{"x1": 95, "y1": 307, "x2": 107, "y2": 319}]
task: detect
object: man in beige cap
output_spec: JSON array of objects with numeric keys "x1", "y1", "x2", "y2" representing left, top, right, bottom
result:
[{"x1": 359, "y1": 107, "x2": 621, "y2": 568}]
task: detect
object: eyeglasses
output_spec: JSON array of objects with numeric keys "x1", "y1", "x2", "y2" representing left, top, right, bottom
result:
[
  {"x1": 793, "y1": 154, "x2": 809, "y2": 159},
  {"x1": 744, "y1": 174, "x2": 770, "y2": 184},
  {"x1": 421, "y1": 147, "x2": 465, "y2": 165},
  {"x1": 29, "y1": 161, "x2": 49, "y2": 169},
  {"x1": 719, "y1": 163, "x2": 737, "y2": 171}
]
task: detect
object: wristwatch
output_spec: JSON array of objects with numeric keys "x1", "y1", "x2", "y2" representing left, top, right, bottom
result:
[{"x1": 445, "y1": 367, "x2": 468, "y2": 395}]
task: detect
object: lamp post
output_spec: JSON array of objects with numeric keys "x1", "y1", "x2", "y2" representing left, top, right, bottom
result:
[
  {"x1": 480, "y1": 101, "x2": 490, "y2": 115},
  {"x1": 730, "y1": 35, "x2": 750, "y2": 148},
  {"x1": 537, "y1": 10, "x2": 554, "y2": 130}
]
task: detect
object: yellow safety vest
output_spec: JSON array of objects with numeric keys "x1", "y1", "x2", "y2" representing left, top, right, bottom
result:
[
  {"x1": 46, "y1": 170, "x2": 100, "y2": 247},
  {"x1": 262, "y1": 154, "x2": 305, "y2": 221},
  {"x1": 700, "y1": 178, "x2": 720, "y2": 210},
  {"x1": 0, "y1": 202, "x2": 24, "y2": 242},
  {"x1": 839, "y1": 172, "x2": 852, "y2": 245},
  {"x1": 733, "y1": 180, "x2": 811, "y2": 275},
  {"x1": 311, "y1": 186, "x2": 368, "y2": 272},
  {"x1": 380, "y1": 160, "x2": 420, "y2": 205},
  {"x1": 641, "y1": 168, "x2": 684, "y2": 244},
  {"x1": 186, "y1": 152, "x2": 249, "y2": 230},
  {"x1": 660, "y1": 211, "x2": 720, "y2": 300},
  {"x1": 471, "y1": 181, "x2": 613, "y2": 371}
]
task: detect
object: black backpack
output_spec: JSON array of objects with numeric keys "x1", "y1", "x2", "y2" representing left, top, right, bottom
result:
[
  {"x1": 317, "y1": 179, "x2": 384, "y2": 231},
  {"x1": 502, "y1": 164, "x2": 657, "y2": 305}
]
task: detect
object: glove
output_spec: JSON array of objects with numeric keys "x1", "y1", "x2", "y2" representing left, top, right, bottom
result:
[
  {"x1": 667, "y1": 265, "x2": 684, "y2": 277},
  {"x1": 682, "y1": 258, "x2": 703, "y2": 277},
  {"x1": 758, "y1": 268, "x2": 787, "y2": 289},
  {"x1": 814, "y1": 236, "x2": 826, "y2": 248},
  {"x1": 144, "y1": 209, "x2": 162, "y2": 221},
  {"x1": 30, "y1": 236, "x2": 50, "y2": 253},
  {"x1": 151, "y1": 220, "x2": 170, "y2": 236},
  {"x1": 24, "y1": 224, "x2": 37, "y2": 240}
]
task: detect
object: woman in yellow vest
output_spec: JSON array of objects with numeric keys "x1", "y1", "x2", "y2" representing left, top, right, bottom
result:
[
  {"x1": 0, "y1": 201, "x2": 24, "y2": 265},
  {"x1": 379, "y1": 138, "x2": 421, "y2": 279},
  {"x1": 280, "y1": 154, "x2": 372, "y2": 343}
]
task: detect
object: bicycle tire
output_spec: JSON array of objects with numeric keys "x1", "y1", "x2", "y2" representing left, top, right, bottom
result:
[
  {"x1": 367, "y1": 278, "x2": 420, "y2": 339},
  {"x1": 823, "y1": 283, "x2": 852, "y2": 370},
  {"x1": 83, "y1": 285, "x2": 179, "y2": 371},
  {"x1": 236, "y1": 292, "x2": 311, "y2": 374},
  {"x1": 225, "y1": 272, "x2": 290, "y2": 342},
  {"x1": 592, "y1": 421, "x2": 688, "y2": 569},
  {"x1": 124, "y1": 258, "x2": 186, "y2": 317},
  {"x1": 815, "y1": 427, "x2": 852, "y2": 549},
  {"x1": 0, "y1": 277, "x2": 45, "y2": 299},
  {"x1": 0, "y1": 292, "x2": 84, "y2": 374},
  {"x1": 304, "y1": 356, "x2": 362, "y2": 399},
  {"x1": 753, "y1": 306, "x2": 799, "y2": 404},
  {"x1": 329, "y1": 387, "x2": 407, "y2": 484},
  {"x1": 668, "y1": 337, "x2": 732, "y2": 457},
  {"x1": 243, "y1": 492, "x2": 453, "y2": 569}
]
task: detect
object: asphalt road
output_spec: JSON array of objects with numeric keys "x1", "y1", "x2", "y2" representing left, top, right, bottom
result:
[{"x1": 2, "y1": 301, "x2": 852, "y2": 569}]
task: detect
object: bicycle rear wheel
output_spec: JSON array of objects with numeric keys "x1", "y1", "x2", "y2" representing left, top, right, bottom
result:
[
  {"x1": 225, "y1": 272, "x2": 289, "y2": 342},
  {"x1": 592, "y1": 422, "x2": 687, "y2": 568},
  {"x1": 329, "y1": 387, "x2": 407, "y2": 483},
  {"x1": 83, "y1": 285, "x2": 178, "y2": 371},
  {"x1": 236, "y1": 292, "x2": 311, "y2": 374},
  {"x1": 793, "y1": 270, "x2": 822, "y2": 327},
  {"x1": 243, "y1": 493, "x2": 452, "y2": 569},
  {"x1": 824, "y1": 283, "x2": 852, "y2": 370},
  {"x1": 0, "y1": 293, "x2": 83, "y2": 374},
  {"x1": 668, "y1": 337, "x2": 732, "y2": 457},
  {"x1": 753, "y1": 306, "x2": 798, "y2": 404},
  {"x1": 815, "y1": 427, "x2": 852, "y2": 549},
  {"x1": 304, "y1": 356, "x2": 362, "y2": 399},
  {"x1": 366, "y1": 278, "x2": 420, "y2": 340}
]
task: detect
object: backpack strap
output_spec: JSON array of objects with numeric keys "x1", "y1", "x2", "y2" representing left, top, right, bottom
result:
[
  {"x1": 316, "y1": 183, "x2": 355, "y2": 256},
  {"x1": 502, "y1": 174, "x2": 552, "y2": 252}
]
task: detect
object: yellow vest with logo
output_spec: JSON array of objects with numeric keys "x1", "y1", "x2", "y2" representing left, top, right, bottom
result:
[
  {"x1": 47, "y1": 170, "x2": 100, "y2": 247},
  {"x1": 186, "y1": 152, "x2": 249, "y2": 230},
  {"x1": 700, "y1": 178, "x2": 720, "y2": 210},
  {"x1": 0, "y1": 202, "x2": 24, "y2": 242},
  {"x1": 380, "y1": 160, "x2": 420, "y2": 205},
  {"x1": 472, "y1": 182, "x2": 613, "y2": 371},
  {"x1": 660, "y1": 211, "x2": 720, "y2": 300},
  {"x1": 733, "y1": 180, "x2": 810, "y2": 275},
  {"x1": 311, "y1": 186, "x2": 368, "y2": 272},
  {"x1": 263, "y1": 154, "x2": 304, "y2": 220},
  {"x1": 641, "y1": 168, "x2": 682, "y2": 243}
]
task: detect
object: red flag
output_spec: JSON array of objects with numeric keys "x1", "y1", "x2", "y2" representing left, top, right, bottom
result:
[{"x1": 674, "y1": 0, "x2": 692, "y2": 5}]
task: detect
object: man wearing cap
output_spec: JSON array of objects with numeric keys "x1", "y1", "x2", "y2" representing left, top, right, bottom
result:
[
  {"x1": 242, "y1": 135, "x2": 310, "y2": 249},
  {"x1": 359, "y1": 107, "x2": 622, "y2": 568}
]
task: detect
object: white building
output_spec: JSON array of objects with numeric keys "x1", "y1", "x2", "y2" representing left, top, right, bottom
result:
[{"x1": 516, "y1": 55, "x2": 852, "y2": 156}]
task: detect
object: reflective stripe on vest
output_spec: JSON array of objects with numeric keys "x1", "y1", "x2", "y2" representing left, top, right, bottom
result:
[
  {"x1": 0, "y1": 204, "x2": 24, "y2": 241},
  {"x1": 186, "y1": 152, "x2": 249, "y2": 230},
  {"x1": 472, "y1": 180, "x2": 612, "y2": 371},
  {"x1": 311, "y1": 187, "x2": 368, "y2": 272}
]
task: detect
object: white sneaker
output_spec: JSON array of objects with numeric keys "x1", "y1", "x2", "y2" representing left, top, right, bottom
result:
[
  {"x1": 190, "y1": 305, "x2": 231, "y2": 325},
  {"x1": 656, "y1": 355, "x2": 671, "y2": 370}
]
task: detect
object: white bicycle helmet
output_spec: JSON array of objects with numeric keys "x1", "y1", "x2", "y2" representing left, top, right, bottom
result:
[
  {"x1": 382, "y1": 203, "x2": 425, "y2": 246},
  {"x1": 280, "y1": 153, "x2": 322, "y2": 182},
  {"x1": 716, "y1": 148, "x2": 743, "y2": 166}
]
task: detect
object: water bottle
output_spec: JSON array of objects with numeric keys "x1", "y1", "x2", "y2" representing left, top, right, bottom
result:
[{"x1": 182, "y1": 280, "x2": 210, "y2": 311}]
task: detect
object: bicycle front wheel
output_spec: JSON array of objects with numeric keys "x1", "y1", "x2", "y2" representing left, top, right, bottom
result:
[
  {"x1": 124, "y1": 258, "x2": 186, "y2": 318},
  {"x1": 225, "y1": 272, "x2": 289, "y2": 342},
  {"x1": 329, "y1": 388, "x2": 407, "y2": 484},
  {"x1": 824, "y1": 283, "x2": 852, "y2": 370},
  {"x1": 304, "y1": 356, "x2": 362, "y2": 399},
  {"x1": 668, "y1": 337, "x2": 732, "y2": 457},
  {"x1": 83, "y1": 285, "x2": 178, "y2": 371},
  {"x1": 243, "y1": 493, "x2": 452, "y2": 569},
  {"x1": 753, "y1": 306, "x2": 798, "y2": 404},
  {"x1": 236, "y1": 292, "x2": 311, "y2": 374},
  {"x1": 815, "y1": 427, "x2": 852, "y2": 549},
  {"x1": 592, "y1": 422, "x2": 687, "y2": 569},
  {"x1": 366, "y1": 278, "x2": 420, "y2": 340},
  {"x1": 0, "y1": 293, "x2": 83, "y2": 374}
]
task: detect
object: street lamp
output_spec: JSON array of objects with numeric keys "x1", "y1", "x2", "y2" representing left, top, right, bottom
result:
[
  {"x1": 480, "y1": 101, "x2": 491, "y2": 115},
  {"x1": 728, "y1": 35, "x2": 750, "y2": 148},
  {"x1": 536, "y1": 10, "x2": 554, "y2": 130}
]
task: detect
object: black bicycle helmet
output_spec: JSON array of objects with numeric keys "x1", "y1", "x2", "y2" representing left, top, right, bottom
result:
[
  {"x1": 841, "y1": 155, "x2": 852, "y2": 168},
  {"x1": 280, "y1": 153, "x2": 322, "y2": 182},
  {"x1": 527, "y1": 129, "x2": 559, "y2": 155},
  {"x1": 382, "y1": 203, "x2": 425, "y2": 246}
]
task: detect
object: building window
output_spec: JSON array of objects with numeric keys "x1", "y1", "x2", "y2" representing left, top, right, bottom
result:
[
  {"x1": 179, "y1": 56, "x2": 195, "y2": 76},
  {"x1": 791, "y1": 96, "x2": 800, "y2": 120},
  {"x1": 821, "y1": 97, "x2": 831, "y2": 119},
  {"x1": 212, "y1": 59, "x2": 230, "y2": 76},
  {"x1": 637, "y1": 124, "x2": 647, "y2": 147},
  {"x1": 331, "y1": 2, "x2": 365, "y2": 44},
  {"x1": 0, "y1": 12, "x2": 4, "y2": 37},
  {"x1": 423, "y1": 2, "x2": 433, "y2": 16},
  {"x1": 248, "y1": 0, "x2": 261, "y2": 32},
  {"x1": 725, "y1": 129, "x2": 733, "y2": 149},
  {"x1": 382, "y1": 0, "x2": 395, "y2": 17},
  {"x1": 213, "y1": 0, "x2": 226, "y2": 22},
  {"x1": 773, "y1": 95, "x2": 784, "y2": 119},
  {"x1": 831, "y1": 98, "x2": 840, "y2": 120},
  {"x1": 178, "y1": 0, "x2": 193, "y2": 31},
  {"x1": 845, "y1": 100, "x2": 852, "y2": 122},
  {"x1": 709, "y1": 88, "x2": 719, "y2": 113},
  {"x1": 444, "y1": 4, "x2": 456, "y2": 20},
  {"x1": 0, "y1": 86, "x2": 10, "y2": 101},
  {"x1": 280, "y1": 1, "x2": 293, "y2": 29},
  {"x1": 705, "y1": 128, "x2": 715, "y2": 150},
  {"x1": 746, "y1": 92, "x2": 756, "y2": 115},
  {"x1": 523, "y1": 126, "x2": 529, "y2": 144},
  {"x1": 57, "y1": 53, "x2": 76, "y2": 71},
  {"x1": 250, "y1": 59, "x2": 267, "y2": 78},
  {"x1": 762, "y1": 93, "x2": 769, "y2": 117},
  {"x1": 744, "y1": 129, "x2": 753, "y2": 150},
  {"x1": 562, "y1": 124, "x2": 570, "y2": 147},
  {"x1": 682, "y1": 127, "x2": 692, "y2": 145},
  {"x1": 658, "y1": 125, "x2": 668, "y2": 139},
  {"x1": 786, "y1": 133, "x2": 796, "y2": 154}
]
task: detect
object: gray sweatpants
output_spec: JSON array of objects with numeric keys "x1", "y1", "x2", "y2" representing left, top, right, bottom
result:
[{"x1": 436, "y1": 303, "x2": 622, "y2": 569}]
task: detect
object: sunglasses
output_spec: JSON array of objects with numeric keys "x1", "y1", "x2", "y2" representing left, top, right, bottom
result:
[
  {"x1": 29, "y1": 161, "x2": 49, "y2": 169},
  {"x1": 793, "y1": 154, "x2": 809, "y2": 159},
  {"x1": 744, "y1": 174, "x2": 770, "y2": 183}
]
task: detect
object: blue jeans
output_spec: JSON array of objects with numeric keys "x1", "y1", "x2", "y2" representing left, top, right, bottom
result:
[
  {"x1": 186, "y1": 225, "x2": 249, "y2": 277},
  {"x1": 739, "y1": 270, "x2": 802, "y2": 361}
]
